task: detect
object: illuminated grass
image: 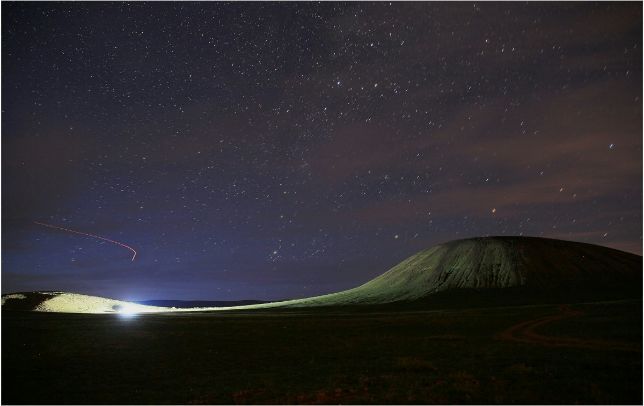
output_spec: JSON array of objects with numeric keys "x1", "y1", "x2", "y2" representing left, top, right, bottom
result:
[
  {"x1": 34, "y1": 293, "x2": 173, "y2": 314},
  {"x1": 1, "y1": 293, "x2": 27, "y2": 305},
  {"x1": 5, "y1": 236, "x2": 640, "y2": 314}
]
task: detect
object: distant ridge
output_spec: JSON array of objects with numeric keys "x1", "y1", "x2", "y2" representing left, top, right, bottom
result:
[
  {"x1": 2, "y1": 236, "x2": 641, "y2": 313},
  {"x1": 136, "y1": 299, "x2": 269, "y2": 308}
]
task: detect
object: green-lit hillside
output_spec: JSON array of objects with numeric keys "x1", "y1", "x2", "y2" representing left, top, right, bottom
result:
[
  {"x1": 263, "y1": 236, "x2": 642, "y2": 308},
  {"x1": 2, "y1": 237, "x2": 641, "y2": 313}
]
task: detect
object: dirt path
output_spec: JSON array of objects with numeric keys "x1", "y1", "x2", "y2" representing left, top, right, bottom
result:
[{"x1": 497, "y1": 304, "x2": 640, "y2": 352}]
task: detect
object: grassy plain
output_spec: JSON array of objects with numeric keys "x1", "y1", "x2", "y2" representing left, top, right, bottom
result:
[{"x1": 2, "y1": 299, "x2": 641, "y2": 404}]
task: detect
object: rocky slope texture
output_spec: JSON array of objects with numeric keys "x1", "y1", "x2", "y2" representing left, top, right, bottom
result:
[
  {"x1": 2, "y1": 237, "x2": 641, "y2": 313},
  {"x1": 266, "y1": 236, "x2": 641, "y2": 307}
]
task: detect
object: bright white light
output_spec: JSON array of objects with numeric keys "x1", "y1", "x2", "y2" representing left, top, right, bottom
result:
[{"x1": 116, "y1": 304, "x2": 140, "y2": 318}]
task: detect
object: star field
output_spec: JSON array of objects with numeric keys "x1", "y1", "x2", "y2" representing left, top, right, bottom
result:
[{"x1": 2, "y1": 2, "x2": 642, "y2": 300}]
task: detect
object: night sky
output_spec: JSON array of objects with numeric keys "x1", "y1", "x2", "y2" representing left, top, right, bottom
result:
[{"x1": 2, "y1": 2, "x2": 642, "y2": 301}]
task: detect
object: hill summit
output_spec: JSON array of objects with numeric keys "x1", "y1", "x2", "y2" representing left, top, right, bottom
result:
[{"x1": 268, "y1": 236, "x2": 642, "y2": 307}]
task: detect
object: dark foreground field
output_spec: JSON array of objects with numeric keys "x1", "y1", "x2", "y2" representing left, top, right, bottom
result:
[{"x1": 2, "y1": 300, "x2": 642, "y2": 404}]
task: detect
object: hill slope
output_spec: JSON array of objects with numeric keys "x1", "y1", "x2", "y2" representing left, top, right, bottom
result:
[
  {"x1": 2, "y1": 236, "x2": 641, "y2": 313},
  {"x1": 259, "y1": 236, "x2": 642, "y2": 308}
]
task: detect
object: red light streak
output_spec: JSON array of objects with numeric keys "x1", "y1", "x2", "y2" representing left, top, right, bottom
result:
[{"x1": 34, "y1": 221, "x2": 137, "y2": 261}]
